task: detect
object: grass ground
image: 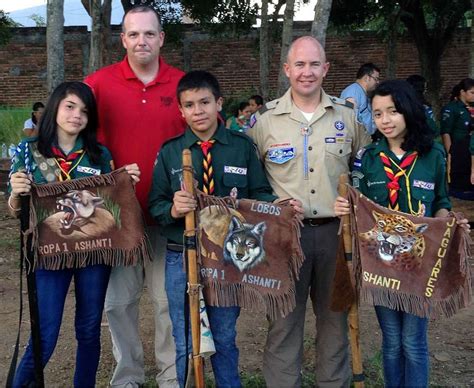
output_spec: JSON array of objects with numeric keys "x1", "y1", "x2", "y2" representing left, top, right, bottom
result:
[{"x1": 0, "y1": 107, "x2": 30, "y2": 146}]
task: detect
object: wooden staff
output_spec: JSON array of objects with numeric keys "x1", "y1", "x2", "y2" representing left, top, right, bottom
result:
[
  {"x1": 182, "y1": 149, "x2": 205, "y2": 388},
  {"x1": 338, "y1": 174, "x2": 365, "y2": 388},
  {"x1": 6, "y1": 195, "x2": 45, "y2": 387}
]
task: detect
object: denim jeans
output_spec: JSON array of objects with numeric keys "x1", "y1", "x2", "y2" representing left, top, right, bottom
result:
[
  {"x1": 13, "y1": 265, "x2": 111, "y2": 388},
  {"x1": 165, "y1": 250, "x2": 241, "y2": 388},
  {"x1": 375, "y1": 305, "x2": 429, "y2": 388}
]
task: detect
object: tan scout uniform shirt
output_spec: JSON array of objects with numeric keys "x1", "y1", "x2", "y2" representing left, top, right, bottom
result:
[{"x1": 248, "y1": 88, "x2": 370, "y2": 218}]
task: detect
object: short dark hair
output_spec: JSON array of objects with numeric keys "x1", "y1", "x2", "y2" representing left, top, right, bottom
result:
[
  {"x1": 406, "y1": 74, "x2": 429, "y2": 106},
  {"x1": 356, "y1": 63, "x2": 381, "y2": 79},
  {"x1": 177, "y1": 70, "x2": 222, "y2": 103},
  {"x1": 458, "y1": 77, "x2": 474, "y2": 93},
  {"x1": 372, "y1": 80, "x2": 433, "y2": 156},
  {"x1": 37, "y1": 82, "x2": 102, "y2": 164},
  {"x1": 122, "y1": 5, "x2": 162, "y2": 32},
  {"x1": 449, "y1": 83, "x2": 462, "y2": 101},
  {"x1": 249, "y1": 95, "x2": 263, "y2": 106},
  {"x1": 238, "y1": 101, "x2": 250, "y2": 112},
  {"x1": 31, "y1": 101, "x2": 44, "y2": 124}
]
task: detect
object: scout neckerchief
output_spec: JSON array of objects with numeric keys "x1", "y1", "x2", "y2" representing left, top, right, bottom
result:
[
  {"x1": 51, "y1": 145, "x2": 85, "y2": 181},
  {"x1": 197, "y1": 140, "x2": 215, "y2": 194},
  {"x1": 379, "y1": 151, "x2": 420, "y2": 215}
]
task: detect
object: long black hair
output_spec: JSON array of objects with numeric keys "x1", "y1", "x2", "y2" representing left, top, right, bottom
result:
[
  {"x1": 37, "y1": 81, "x2": 102, "y2": 164},
  {"x1": 372, "y1": 80, "x2": 434, "y2": 156}
]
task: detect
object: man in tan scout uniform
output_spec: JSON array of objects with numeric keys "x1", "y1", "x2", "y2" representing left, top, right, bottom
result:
[{"x1": 248, "y1": 36, "x2": 370, "y2": 387}]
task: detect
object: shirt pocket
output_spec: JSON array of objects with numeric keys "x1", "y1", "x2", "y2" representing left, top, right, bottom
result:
[
  {"x1": 367, "y1": 187, "x2": 388, "y2": 203},
  {"x1": 325, "y1": 143, "x2": 352, "y2": 179},
  {"x1": 412, "y1": 187, "x2": 435, "y2": 215},
  {"x1": 325, "y1": 143, "x2": 351, "y2": 158},
  {"x1": 223, "y1": 173, "x2": 247, "y2": 189}
]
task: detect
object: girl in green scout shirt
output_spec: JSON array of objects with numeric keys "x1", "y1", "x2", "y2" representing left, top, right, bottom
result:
[
  {"x1": 441, "y1": 78, "x2": 474, "y2": 198},
  {"x1": 334, "y1": 80, "x2": 470, "y2": 388},
  {"x1": 8, "y1": 82, "x2": 140, "y2": 387}
]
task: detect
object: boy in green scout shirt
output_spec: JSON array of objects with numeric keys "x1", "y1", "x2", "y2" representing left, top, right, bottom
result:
[{"x1": 148, "y1": 70, "x2": 303, "y2": 388}]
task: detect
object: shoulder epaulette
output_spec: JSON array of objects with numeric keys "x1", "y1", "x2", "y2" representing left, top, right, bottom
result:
[
  {"x1": 330, "y1": 96, "x2": 354, "y2": 109},
  {"x1": 258, "y1": 100, "x2": 279, "y2": 116},
  {"x1": 250, "y1": 100, "x2": 279, "y2": 128}
]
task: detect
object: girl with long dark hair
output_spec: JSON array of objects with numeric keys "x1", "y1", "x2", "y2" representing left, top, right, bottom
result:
[
  {"x1": 334, "y1": 80, "x2": 470, "y2": 387},
  {"x1": 8, "y1": 81, "x2": 140, "y2": 387}
]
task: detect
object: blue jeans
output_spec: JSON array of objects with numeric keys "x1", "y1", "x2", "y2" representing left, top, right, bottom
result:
[
  {"x1": 165, "y1": 250, "x2": 241, "y2": 388},
  {"x1": 375, "y1": 305, "x2": 429, "y2": 388},
  {"x1": 13, "y1": 265, "x2": 111, "y2": 388}
]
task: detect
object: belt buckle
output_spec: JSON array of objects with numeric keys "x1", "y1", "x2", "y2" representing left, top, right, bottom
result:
[{"x1": 308, "y1": 218, "x2": 319, "y2": 226}]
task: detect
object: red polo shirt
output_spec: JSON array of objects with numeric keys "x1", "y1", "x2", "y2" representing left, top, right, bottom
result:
[{"x1": 85, "y1": 56, "x2": 185, "y2": 221}]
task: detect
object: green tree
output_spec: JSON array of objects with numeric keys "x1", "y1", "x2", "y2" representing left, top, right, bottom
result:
[
  {"x1": 330, "y1": 0, "x2": 471, "y2": 114},
  {"x1": 180, "y1": 0, "x2": 257, "y2": 36},
  {"x1": 29, "y1": 13, "x2": 46, "y2": 27},
  {"x1": 0, "y1": 10, "x2": 20, "y2": 46}
]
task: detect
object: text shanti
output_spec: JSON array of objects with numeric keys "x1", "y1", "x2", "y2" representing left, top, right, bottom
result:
[{"x1": 363, "y1": 271, "x2": 401, "y2": 290}]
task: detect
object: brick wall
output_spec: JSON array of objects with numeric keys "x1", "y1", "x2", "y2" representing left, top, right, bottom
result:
[{"x1": 0, "y1": 23, "x2": 470, "y2": 108}]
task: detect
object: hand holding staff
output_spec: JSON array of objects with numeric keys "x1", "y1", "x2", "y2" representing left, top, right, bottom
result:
[
  {"x1": 338, "y1": 174, "x2": 365, "y2": 388},
  {"x1": 182, "y1": 149, "x2": 205, "y2": 388}
]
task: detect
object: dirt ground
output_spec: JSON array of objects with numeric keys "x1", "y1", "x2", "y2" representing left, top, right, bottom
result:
[{"x1": 0, "y1": 195, "x2": 473, "y2": 387}]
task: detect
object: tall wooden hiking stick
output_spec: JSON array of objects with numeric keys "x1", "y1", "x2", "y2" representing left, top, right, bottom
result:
[
  {"x1": 182, "y1": 149, "x2": 205, "y2": 388},
  {"x1": 338, "y1": 174, "x2": 365, "y2": 387}
]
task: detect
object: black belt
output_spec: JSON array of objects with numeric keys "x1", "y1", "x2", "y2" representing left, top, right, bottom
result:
[
  {"x1": 303, "y1": 217, "x2": 336, "y2": 226},
  {"x1": 166, "y1": 243, "x2": 184, "y2": 252}
]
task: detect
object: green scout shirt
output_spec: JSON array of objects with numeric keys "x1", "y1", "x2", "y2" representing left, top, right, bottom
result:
[
  {"x1": 149, "y1": 124, "x2": 278, "y2": 244},
  {"x1": 10, "y1": 137, "x2": 113, "y2": 187},
  {"x1": 352, "y1": 138, "x2": 451, "y2": 217},
  {"x1": 440, "y1": 100, "x2": 472, "y2": 142},
  {"x1": 470, "y1": 134, "x2": 474, "y2": 155}
]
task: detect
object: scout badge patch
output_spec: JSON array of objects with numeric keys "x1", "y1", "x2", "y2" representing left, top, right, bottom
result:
[
  {"x1": 196, "y1": 194, "x2": 305, "y2": 320},
  {"x1": 25, "y1": 168, "x2": 151, "y2": 271},
  {"x1": 346, "y1": 185, "x2": 472, "y2": 318}
]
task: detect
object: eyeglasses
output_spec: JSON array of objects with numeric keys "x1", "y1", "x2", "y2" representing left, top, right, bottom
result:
[{"x1": 369, "y1": 74, "x2": 380, "y2": 83}]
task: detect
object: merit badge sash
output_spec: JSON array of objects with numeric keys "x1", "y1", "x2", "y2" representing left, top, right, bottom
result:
[
  {"x1": 346, "y1": 185, "x2": 472, "y2": 318},
  {"x1": 26, "y1": 168, "x2": 151, "y2": 270},
  {"x1": 196, "y1": 194, "x2": 305, "y2": 320}
]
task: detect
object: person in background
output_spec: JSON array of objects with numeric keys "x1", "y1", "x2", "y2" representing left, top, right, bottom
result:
[
  {"x1": 226, "y1": 101, "x2": 252, "y2": 132},
  {"x1": 8, "y1": 81, "x2": 140, "y2": 387},
  {"x1": 335, "y1": 79, "x2": 470, "y2": 387},
  {"x1": 23, "y1": 102, "x2": 44, "y2": 138},
  {"x1": 406, "y1": 74, "x2": 439, "y2": 137},
  {"x1": 440, "y1": 78, "x2": 474, "y2": 199},
  {"x1": 340, "y1": 62, "x2": 381, "y2": 135},
  {"x1": 85, "y1": 5, "x2": 185, "y2": 387},
  {"x1": 248, "y1": 94, "x2": 264, "y2": 114}
]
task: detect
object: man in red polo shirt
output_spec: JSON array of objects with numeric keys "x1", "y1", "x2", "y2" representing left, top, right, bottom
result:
[{"x1": 85, "y1": 5, "x2": 185, "y2": 388}]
